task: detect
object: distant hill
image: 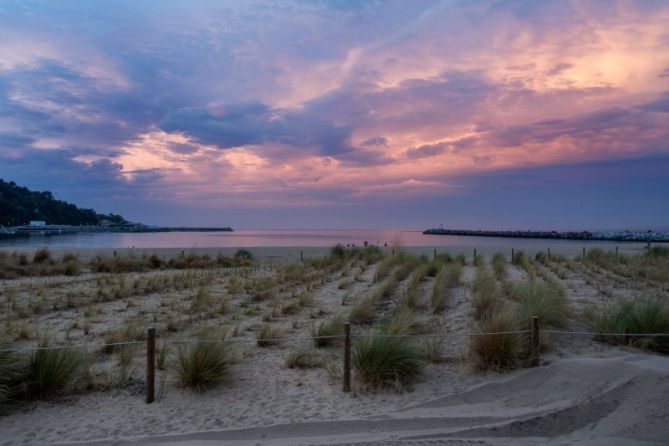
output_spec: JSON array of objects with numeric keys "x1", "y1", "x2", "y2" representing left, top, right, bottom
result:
[{"x1": 0, "y1": 179, "x2": 127, "y2": 227}]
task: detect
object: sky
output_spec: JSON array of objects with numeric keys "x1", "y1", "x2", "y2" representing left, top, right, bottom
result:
[{"x1": 0, "y1": 0, "x2": 668, "y2": 230}]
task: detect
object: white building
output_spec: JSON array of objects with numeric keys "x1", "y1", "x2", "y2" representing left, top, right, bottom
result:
[{"x1": 29, "y1": 220, "x2": 46, "y2": 227}]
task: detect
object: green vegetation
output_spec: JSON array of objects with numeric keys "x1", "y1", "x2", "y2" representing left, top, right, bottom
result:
[
  {"x1": 0, "y1": 250, "x2": 82, "y2": 279},
  {"x1": 310, "y1": 314, "x2": 346, "y2": 347},
  {"x1": 590, "y1": 296, "x2": 669, "y2": 353},
  {"x1": 509, "y1": 281, "x2": 569, "y2": 330},
  {"x1": 285, "y1": 348, "x2": 322, "y2": 369},
  {"x1": 171, "y1": 338, "x2": 233, "y2": 392},
  {"x1": 0, "y1": 338, "x2": 26, "y2": 412},
  {"x1": 421, "y1": 337, "x2": 444, "y2": 363},
  {"x1": 0, "y1": 178, "x2": 126, "y2": 226},
  {"x1": 256, "y1": 324, "x2": 284, "y2": 347},
  {"x1": 353, "y1": 330, "x2": 424, "y2": 388},
  {"x1": 431, "y1": 263, "x2": 461, "y2": 314},
  {"x1": 349, "y1": 296, "x2": 377, "y2": 324},
  {"x1": 471, "y1": 313, "x2": 522, "y2": 371},
  {"x1": 380, "y1": 307, "x2": 415, "y2": 335},
  {"x1": 491, "y1": 253, "x2": 507, "y2": 280},
  {"x1": 26, "y1": 341, "x2": 84, "y2": 399},
  {"x1": 471, "y1": 269, "x2": 500, "y2": 321}
]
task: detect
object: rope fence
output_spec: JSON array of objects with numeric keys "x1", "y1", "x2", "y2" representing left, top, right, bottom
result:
[
  {"x1": 3, "y1": 317, "x2": 668, "y2": 403},
  {"x1": 3, "y1": 328, "x2": 669, "y2": 354}
]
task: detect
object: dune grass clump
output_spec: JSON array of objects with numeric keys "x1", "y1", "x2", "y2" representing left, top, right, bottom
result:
[
  {"x1": 590, "y1": 296, "x2": 669, "y2": 353},
  {"x1": 512, "y1": 250, "x2": 527, "y2": 267},
  {"x1": 491, "y1": 253, "x2": 507, "y2": 280},
  {"x1": 403, "y1": 265, "x2": 428, "y2": 309},
  {"x1": 25, "y1": 340, "x2": 84, "y2": 399},
  {"x1": 471, "y1": 312, "x2": 523, "y2": 371},
  {"x1": 0, "y1": 339, "x2": 27, "y2": 412},
  {"x1": 310, "y1": 314, "x2": 346, "y2": 347},
  {"x1": 349, "y1": 296, "x2": 377, "y2": 324},
  {"x1": 171, "y1": 339, "x2": 233, "y2": 392},
  {"x1": 233, "y1": 249, "x2": 253, "y2": 263},
  {"x1": 353, "y1": 330, "x2": 424, "y2": 388},
  {"x1": 431, "y1": 263, "x2": 461, "y2": 314},
  {"x1": 393, "y1": 253, "x2": 423, "y2": 281},
  {"x1": 471, "y1": 269, "x2": 500, "y2": 321},
  {"x1": 421, "y1": 337, "x2": 444, "y2": 363},
  {"x1": 380, "y1": 307, "x2": 415, "y2": 335},
  {"x1": 256, "y1": 324, "x2": 284, "y2": 347},
  {"x1": 372, "y1": 277, "x2": 398, "y2": 304},
  {"x1": 373, "y1": 256, "x2": 395, "y2": 283},
  {"x1": 509, "y1": 281, "x2": 569, "y2": 330},
  {"x1": 285, "y1": 348, "x2": 322, "y2": 369}
]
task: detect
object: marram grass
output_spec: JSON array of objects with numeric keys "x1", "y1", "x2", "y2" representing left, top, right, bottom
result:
[
  {"x1": 171, "y1": 338, "x2": 233, "y2": 392},
  {"x1": 353, "y1": 330, "x2": 424, "y2": 388}
]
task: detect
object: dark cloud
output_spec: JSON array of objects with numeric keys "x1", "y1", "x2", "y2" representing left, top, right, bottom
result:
[
  {"x1": 159, "y1": 102, "x2": 354, "y2": 157},
  {"x1": 362, "y1": 136, "x2": 388, "y2": 146},
  {"x1": 406, "y1": 141, "x2": 449, "y2": 159}
]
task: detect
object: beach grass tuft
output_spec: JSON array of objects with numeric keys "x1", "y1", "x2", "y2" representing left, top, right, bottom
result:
[
  {"x1": 471, "y1": 312, "x2": 522, "y2": 371},
  {"x1": 171, "y1": 337, "x2": 233, "y2": 392},
  {"x1": 353, "y1": 330, "x2": 424, "y2": 388}
]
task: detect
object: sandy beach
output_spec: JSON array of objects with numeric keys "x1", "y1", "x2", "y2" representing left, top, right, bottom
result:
[{"x1": 0, "y1": 245, "x2": 668, "y2": 445}]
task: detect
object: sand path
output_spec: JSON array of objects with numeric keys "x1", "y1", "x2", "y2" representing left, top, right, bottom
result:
[{"x1": 40, "y1": 352, "x2": 669, "y2": 446}]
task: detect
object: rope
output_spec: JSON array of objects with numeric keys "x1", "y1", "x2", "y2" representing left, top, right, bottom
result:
[
  {"x1": 543, "y1": 330, "x2": 669, "y2": 337},
  {"x1": 3, "y1": 329, "x2": 668, "y2": 353},
  {"x1": 0, "y1": 340, "x2": 144, "y2": 354}
]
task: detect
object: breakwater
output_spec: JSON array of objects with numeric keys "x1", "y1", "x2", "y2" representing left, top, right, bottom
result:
[{"x1": 423, "y1": 228, "x2": 669, "y2": 242}]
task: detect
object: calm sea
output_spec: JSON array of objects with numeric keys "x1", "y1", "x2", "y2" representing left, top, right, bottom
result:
[{"x1": 0, "y1": 229, "x2": 654, "y2": 256}]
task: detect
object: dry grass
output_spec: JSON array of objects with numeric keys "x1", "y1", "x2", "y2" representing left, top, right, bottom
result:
[{"x1": 471, "y1": 312, "x2": 523, "y2": 371}]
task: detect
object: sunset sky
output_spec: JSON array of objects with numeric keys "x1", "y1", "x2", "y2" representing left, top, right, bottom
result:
[{"x1": 1, "y1": 0, "x2": 668, "y2": 229}]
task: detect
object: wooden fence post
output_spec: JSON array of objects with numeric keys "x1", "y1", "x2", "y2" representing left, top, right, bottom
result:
[
  {"x1": 300, "y1": 250, "x2": 303, "y2": 262},
  {"x1": 530, "y1": 316, "x2": 540, "y2": 367},
  {"x1": 615, "y1": 246, "x2": 619, "y2": 257},
  {"x1": 582, "y1": 247, "x2": 586, "y2": 259},
  {"x1": 146, "y1": 327, "x2": 155, "y2": 404},
  {"x1": 511, "y1": 248, "x2": 514, "y2": 261},
  {"x1": 473, "y1": 249, "x2": 477, "y2": 262},
  {"x1": 547, "y1": 247, "x2": 550, "y2": 260},
  {"x1": 433, "y1": 248, "x2": 436, "y2": 261},
  {"x1": 343, "y1": 322, "x2": 351, "y2": 392}
]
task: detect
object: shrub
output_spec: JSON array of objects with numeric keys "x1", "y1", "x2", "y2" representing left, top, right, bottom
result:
[
  {"x1": 171, "y1": 340, "x2": 233, "y2": 392},
  {"x1": 26, "y1": 342, "x2": 83, "y2": 399},
  {"x1": 510, "y1": 281, "x2": 569, "y2": 329},
  {"x1": 285, "y1": 348, "x2": 322, "y2": 369},
  {"x1": 353, "y1": 331, "x2": 424, "y2": 387},
  {"x1": 471, "y1": 312, "x2": 522, "y2": 371},
  {"x1": 310, "y1": 314, "x2": 346, "y2": 347},
  {"x1": 234, "y1": 249, "x2": 253, "y2": 262},
  {"x1": 33, "y1": 248, "x2": 52, "y2": 264},
  {"x1": 591, "y1": 296, "x2": 669, "y2": 353},
  {"x1": 330, "y1": 244, "x2": 346, "y2": 259}
]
